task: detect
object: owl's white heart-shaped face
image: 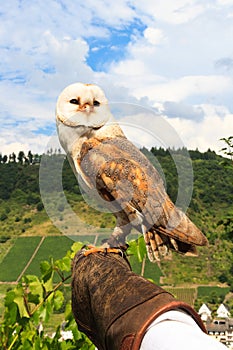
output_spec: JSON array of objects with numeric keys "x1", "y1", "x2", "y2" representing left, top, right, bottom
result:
[{"x1": 56, "y1": 82, "x2": 111, "y2": 128}]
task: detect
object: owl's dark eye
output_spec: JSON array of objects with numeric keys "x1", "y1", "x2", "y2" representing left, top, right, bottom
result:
[
  {"x1": 93, "y1": 100, "x2": 100, "y2": 106},
  {"x1": 69, "y1": 98, "x2": 80, "y2": 105}
]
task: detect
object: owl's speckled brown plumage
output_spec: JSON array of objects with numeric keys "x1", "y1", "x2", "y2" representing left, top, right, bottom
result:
[{"x1": 56, "y1": 83, "x2": 208, "y2": 261}]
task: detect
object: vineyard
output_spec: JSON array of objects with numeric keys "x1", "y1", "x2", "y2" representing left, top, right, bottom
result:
[
  {"x1": 164, "y1": 287, "x2": 197, "y2": 306},
  {"x1": 0, "y1": 235, "x2": 230, "y2": 309},
  {"x1": 0, "y1": 235, "x2": 162, "y2": 284},
  {"x1": 0, "y1": 236, "x2": 90, "y2": 282},
  {"x1": 0, "y1": 235, "x2": 232, "y2": 349}
]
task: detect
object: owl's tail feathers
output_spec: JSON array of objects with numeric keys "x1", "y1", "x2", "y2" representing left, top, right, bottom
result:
[
  {"x1": 144, "y1": 217, "x2": 208, "y2": 263},
  {"x1": 144, "y1": 229, "x2": 203, "y2": 263}
]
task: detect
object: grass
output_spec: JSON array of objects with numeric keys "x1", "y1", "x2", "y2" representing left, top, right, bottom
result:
[
  {"x1": 24, "y1": 236, "x2": 74, "y2": 276},
  {"x1": 197, "y1": 286, "x2": 230, "y2": 298},
  {"x1": 0, "y1": 197, "x2": 49, "y2": 237},
  {"x1": 24, "y1": 236, "x2": 94, "y2": 282},
  {"x1": 143, "y1": 257, "x2": 164, "y2": 284},
  {"x1": 159, "y1": 246, "x2": 217, "y2": 286},
  {"x1": 23, "y1": 220, "x2": 60, "y2": 236},
  {"x1": 128, "y1": 255, "x2": 164, "y2": 285},
  {"x1": 195, "y1": 286, "x2": 231, "y2": 312},
  {"x1": 0, "y1": 235, "x2": 102, "y2": 283},
  {"x1": 0, "y1": 237, "x2": 14, "y2": 263},
  {"x1": 22, "y1": 235, "x2": 96, "y2": 281},
  {"x1": 164, "y1": 287, "x2": 197, "y2": 306},
  {"x1": 0, "y1": 236, "x2": 41, "y2": 281}
]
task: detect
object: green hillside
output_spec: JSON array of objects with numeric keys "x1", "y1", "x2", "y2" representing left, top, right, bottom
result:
[{"x1": 0, "y1": 148, "x2": 232, "y2": 287}]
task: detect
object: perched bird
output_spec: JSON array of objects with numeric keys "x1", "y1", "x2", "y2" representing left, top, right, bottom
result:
[{"x1": 56, "y1": 82, "x2": 208, "y2": 261}]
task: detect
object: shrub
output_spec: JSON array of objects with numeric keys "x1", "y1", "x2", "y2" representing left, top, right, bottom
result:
[
  {"x1": 23, "y1": 217, "x2": 32, "y2": 224},
  {"x1": 0, "y1": 213, "x2": 8, "y2": 221},
  {"x1": 36, "y1": 202, "x2": 44, "y2": 211},
  {"x1": 0, "y1": 235, "x2": 10, "y2": 243}
]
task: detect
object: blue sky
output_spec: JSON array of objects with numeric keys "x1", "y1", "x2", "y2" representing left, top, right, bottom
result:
[{"x1": 1, "y1": 0, "x2": 233, "y2": 155}]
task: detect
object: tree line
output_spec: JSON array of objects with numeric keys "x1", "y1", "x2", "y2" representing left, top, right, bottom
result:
[
  {"x1": 0, "y1": 151, "x2": 37, "y2": 165},
  {"x1": 0, "y1": 148, "x2": 62, "y2": 165},
  {"x1": 0, "y1": 146, "x2": 221, "y2": 165}
]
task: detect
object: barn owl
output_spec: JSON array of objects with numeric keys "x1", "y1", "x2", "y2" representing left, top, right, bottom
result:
[{"x1": 56, "y1": 82, "x2": 208, "y2": 261}]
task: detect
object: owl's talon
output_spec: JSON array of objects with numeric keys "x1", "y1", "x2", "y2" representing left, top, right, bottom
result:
[
  {"x1": 83, "y1": 246, "x2": 124, "y2": 257},
  {"x1": 86, "y1": 244, "x2": 95, "y2": 249}
]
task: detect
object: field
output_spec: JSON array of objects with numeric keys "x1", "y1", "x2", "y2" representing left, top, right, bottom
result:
[
  {"x1": 0, "y1": 236, "x2": 42, "y2": 281},
  {"x1": 0, "y1": 235, "x2": 161, "y2": 281},
  {"x1": 0, "y1": 235, "x2": 96, "y2": 283},
  {"x1": 164, "y1": 287, "x2": 197, "y2": 306},
  {"x1": 0, "y1": 235, "x2": 164, "y2": 283},
  {"x1": 197, "y1": 286, "x2": 230, "y2": 297},
  {"x1": 0, "y1": 235, "x2": 231, "y2": 316}
]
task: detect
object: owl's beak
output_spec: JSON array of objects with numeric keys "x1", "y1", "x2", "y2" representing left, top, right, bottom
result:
[{"x1": 80, "y1": 103, "x2": 94, "y2": 113}]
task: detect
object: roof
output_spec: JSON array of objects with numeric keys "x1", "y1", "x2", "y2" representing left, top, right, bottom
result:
[
  {"x1": 198, "y1": 303, "x2": 212, "y2": 315},
  {"x1": 217, "y1": 304, "x2": 230, "y2": 318},
  {"x1": 206, "y1": 318, "x2": 233, "y2": 333}
]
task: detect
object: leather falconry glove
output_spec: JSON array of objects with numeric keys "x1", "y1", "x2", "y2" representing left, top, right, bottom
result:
[{"x1": 71, "y1": 247, "x2": 206, "y2": 350}]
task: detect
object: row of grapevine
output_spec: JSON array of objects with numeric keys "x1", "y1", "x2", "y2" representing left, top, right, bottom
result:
[{"x1": 164, "y1": 287, "x2": 197, "y2": 306}]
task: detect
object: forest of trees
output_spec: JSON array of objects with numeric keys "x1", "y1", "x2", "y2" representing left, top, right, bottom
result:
[{"x1": 0, "y1": 145, "x2": 232, "y2": 206}]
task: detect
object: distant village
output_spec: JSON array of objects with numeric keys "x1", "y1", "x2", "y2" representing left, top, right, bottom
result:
[{"x1": 199, "y1": 303, "x2": 233, "y2": 348}]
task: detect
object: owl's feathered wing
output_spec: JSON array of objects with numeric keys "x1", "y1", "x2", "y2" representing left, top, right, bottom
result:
[{"x1": 74, "y1": 134, "x2": 208, "y2": 261}]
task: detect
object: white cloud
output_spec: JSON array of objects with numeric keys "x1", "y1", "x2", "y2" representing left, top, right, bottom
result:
[
  {"x1": 144, "y1": 27, "x2": 165, "y2": 45},
  {"x1": 0, "y1": 131, "x2": 52, "y2": 157},
  {"x1": 110, "y1": 51, "x2": 233, "y2": 102},
  {"x1": 217, "y1": 0, "x2": 233, "y2": 5},
  {"x1": 29, "y1": 32, "x2": 94, "y2": 91},
  {"x1": 116, "y1": 108, "x2": 190, "y2": 149},
  {"x1": 82, "y1": 0, "x2": 136, "y2": 26},
  {"x1": 133, "y1": 75, "x2": 233, "y2": 103},
  {"x1": 167, "y1": 105, "x2": 233, "y2": 152},
  {"x1": 107, "y1": 103, "x2": 233, "y2": 154},
  {"x1": 132, "y1": 0, "x2": 206, "y2": 24},
  {"x1": 1, "y1": 0, "x2": 233, "y2": 157}
]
